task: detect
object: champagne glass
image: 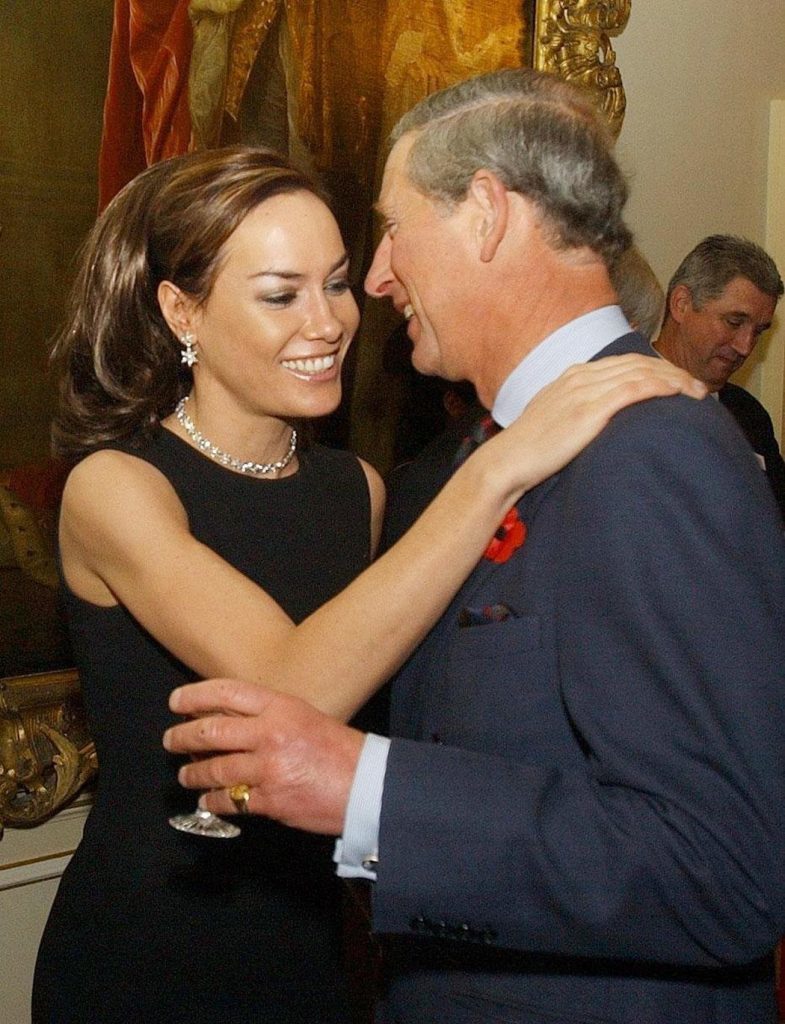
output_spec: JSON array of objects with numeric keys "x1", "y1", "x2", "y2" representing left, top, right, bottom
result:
[
  {"x1": 168, "y1": 751, "x2": 241, "y2": 838},
  {"x1": 169, "y1": 804, "x2": 241, "y2": 838}
]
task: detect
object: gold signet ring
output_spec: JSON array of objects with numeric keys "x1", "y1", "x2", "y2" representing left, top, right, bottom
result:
[{"x1": 229, "y1": 783, "x2": 251, "y2": 815}]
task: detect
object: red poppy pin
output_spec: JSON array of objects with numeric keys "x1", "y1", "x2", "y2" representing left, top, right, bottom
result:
[{"x1": 484, "y1": 507, "x2": 526, "y2": 564}]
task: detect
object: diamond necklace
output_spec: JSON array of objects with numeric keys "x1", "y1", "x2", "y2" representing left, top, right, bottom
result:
[{"x1": 175, "y1": 396, "x2": 297, "y2": 477}]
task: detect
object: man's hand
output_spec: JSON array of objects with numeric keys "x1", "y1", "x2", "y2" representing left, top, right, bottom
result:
[{"x1": 163, "y1": 679, "x2": 365, "y2": 835}]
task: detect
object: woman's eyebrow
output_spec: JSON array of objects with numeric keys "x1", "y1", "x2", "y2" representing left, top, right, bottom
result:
[{"x1": 248, "y1": 253, "x2": 350, "y2": 282}]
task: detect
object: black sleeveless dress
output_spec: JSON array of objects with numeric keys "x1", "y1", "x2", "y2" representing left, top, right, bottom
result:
[{"x1": 32, "y1": 430, "x2": 370, "y2": 1023}]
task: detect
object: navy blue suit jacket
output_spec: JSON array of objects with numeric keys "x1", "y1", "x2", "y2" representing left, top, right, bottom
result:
[
  {"x1": 375, "y1": 334, "x2": 785, "y2": 1024},
  {"x1": 719, "y1": 381, "x2": 785, "y2": 524}
]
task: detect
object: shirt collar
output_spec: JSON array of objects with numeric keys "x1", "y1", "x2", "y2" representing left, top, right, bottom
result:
[{"x1": 492, "y1": 305, "x2": 632, "y2": 427}]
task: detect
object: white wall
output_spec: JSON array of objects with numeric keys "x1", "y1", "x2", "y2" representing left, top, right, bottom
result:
[{"x1": 613, "y1": 0, "x2": 785, "y2": 438}]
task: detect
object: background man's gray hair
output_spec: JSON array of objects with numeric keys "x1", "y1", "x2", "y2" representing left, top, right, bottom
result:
[
  {"x1": 390, "y1": 68, "x2": 631, "y2": 266},
  {"x1": 610, "y1": 247, "x2": 665, "y2": 342},
  {"x1": 665, "y1": 235, "x2": 784, "y2": 309}
]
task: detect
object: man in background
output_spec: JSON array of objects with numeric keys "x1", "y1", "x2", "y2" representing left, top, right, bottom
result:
[{"x1": 655, "y1": 234, "x2": 785, "y2": 520}]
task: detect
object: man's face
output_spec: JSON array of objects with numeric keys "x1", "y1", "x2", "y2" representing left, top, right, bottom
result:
[
  {"x1": 669, "y1": 276, "x2": 777, "y2": 390},
  {"x1": 364, "y1": 135, "x2": 477, "y2": 383}
]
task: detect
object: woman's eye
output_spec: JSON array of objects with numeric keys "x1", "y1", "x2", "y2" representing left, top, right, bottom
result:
[
  {"x1": 262, "y1": 292, "x2": 297, "y2": 307},
  {"x1": 326, "y1": 278, "x2": 351, "y2": 296}
]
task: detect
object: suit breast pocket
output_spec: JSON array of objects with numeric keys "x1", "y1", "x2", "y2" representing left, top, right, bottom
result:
[
  {"x1": 431, "y1": 614, "x2": 580, "y2": 762},
  {"x1": 453, "y1": 613, "x2": 541, "y2": 658}
]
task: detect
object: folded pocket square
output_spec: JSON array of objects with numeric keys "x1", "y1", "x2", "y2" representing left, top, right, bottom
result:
[{"x1": 458, "y1": 603, "x2": 519, "y2": 627}]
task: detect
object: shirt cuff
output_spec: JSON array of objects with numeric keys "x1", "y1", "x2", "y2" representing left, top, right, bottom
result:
[{"x1": 333, "y1": 732, "x2": 390, "y2": 881}]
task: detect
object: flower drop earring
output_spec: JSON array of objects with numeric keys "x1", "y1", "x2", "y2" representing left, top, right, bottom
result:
[{"x1": 180, "y1": 331, "x2": 198, "y2": 367}]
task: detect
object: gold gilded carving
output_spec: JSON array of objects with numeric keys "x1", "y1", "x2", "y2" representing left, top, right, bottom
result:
[
  {"x1": 0, "y1": 670, "x2": 96, "y2": 836},
  {"x1": 529, "y1": 0, "x2": 631, "y2": 137}
]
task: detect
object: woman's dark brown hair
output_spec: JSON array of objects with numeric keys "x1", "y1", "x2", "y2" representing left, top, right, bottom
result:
[{"x1": 52, "y1": 147, "x2": 325, "y2": 460}]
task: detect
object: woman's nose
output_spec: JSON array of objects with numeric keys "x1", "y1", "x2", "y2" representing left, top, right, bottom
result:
[{"x1": 304, "y1": 295, "x2": 344, "y2": 343}]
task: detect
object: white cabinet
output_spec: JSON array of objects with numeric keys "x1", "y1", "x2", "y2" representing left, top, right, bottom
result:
[{"x1": 0, "y1": 799, "x2": 90, "y2": 1024}]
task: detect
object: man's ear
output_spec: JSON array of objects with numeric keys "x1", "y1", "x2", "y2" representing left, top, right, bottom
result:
[
  {"x1": 668, "y1": 283, "x2": 695, "y2": 324},
  {"x1": 468, "y1": 170, "x2": 509, "y2": 263},
  {"x1": 158, "y1": 280, "x2": 194, "y2": 338}
]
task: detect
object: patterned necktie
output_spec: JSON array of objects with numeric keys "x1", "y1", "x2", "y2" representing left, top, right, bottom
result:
[
  {"x1": 452, "y1": 412, "x2": 500, "y2": 468},
  {"x1": 452, "y1": 412, "x2": 527, "y2": 564}
]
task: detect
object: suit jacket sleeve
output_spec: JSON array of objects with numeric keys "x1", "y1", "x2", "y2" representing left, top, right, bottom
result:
[
  {"x1": 720, "y1": 382, "x2": 785, "y2": 524},
  {"x1": 373, "y1": 394, "x2": 785, "y2": 968}
]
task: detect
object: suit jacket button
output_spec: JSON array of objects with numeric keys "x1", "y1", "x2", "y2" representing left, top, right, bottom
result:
[{"x1": 430, "y1": 732, "x2": 443, "y2": 744}]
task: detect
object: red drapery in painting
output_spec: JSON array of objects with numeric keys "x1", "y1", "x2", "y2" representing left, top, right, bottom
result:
[{"x1": 98, "y1": 0, "x2": 193, "y2": 210}]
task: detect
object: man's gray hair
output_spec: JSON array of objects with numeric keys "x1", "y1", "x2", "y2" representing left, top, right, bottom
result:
[
  {"x1": 390, "y1": 68, "x2": 631, "y2": 266},
  {"x1": 609, "y1": 246, "x2": 665, "y2": 342},
  {"x1": 666, "y1": 235, "x2": 784, "y2": 309}
]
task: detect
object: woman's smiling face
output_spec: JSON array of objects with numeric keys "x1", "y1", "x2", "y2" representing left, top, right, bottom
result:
[{"x1": 187, "y1": 189, "x2": 359, "y2": 421}]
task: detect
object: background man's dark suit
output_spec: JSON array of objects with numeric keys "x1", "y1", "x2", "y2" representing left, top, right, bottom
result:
[
  {"x1": 375, "y1": 334, "x2": 785, "y2": 1024},
  {"x1": 719, "y1": 381, "x2": 785, "y2": 523},
  {"x1": 382, "y1": 406, "x2": 483, "y2": 551}
]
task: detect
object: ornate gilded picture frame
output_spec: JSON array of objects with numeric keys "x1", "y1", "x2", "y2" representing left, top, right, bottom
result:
[
  {"x1": 526, "y1": 0, "x2": 631, "y2": 138},
  {"x1": 0, "y1": 668, "x2": 95, "y2": 837}
]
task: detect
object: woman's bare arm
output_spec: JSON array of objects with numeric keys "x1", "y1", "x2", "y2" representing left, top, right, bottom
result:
[{"x1": 61, "y1": 354, "x2": 705, "y2": 720}]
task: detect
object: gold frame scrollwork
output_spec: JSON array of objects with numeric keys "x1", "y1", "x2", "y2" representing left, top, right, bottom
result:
[
  {"x1": 0, "y1": 669, "x2": 96, "y2": 836},
  {"x1": 527, "y1": 0, "x2": 632, "y2": 137}
]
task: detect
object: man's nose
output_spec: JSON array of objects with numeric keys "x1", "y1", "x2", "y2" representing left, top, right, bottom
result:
[
  {"x1": 732, "y1": 326, "x2": 758, "y2": 358},
  {"x1": 364, "y1": 233, "x2": 394, "y2": 298}
]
